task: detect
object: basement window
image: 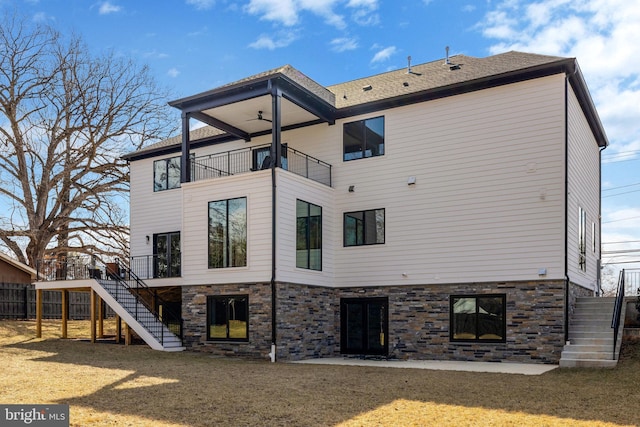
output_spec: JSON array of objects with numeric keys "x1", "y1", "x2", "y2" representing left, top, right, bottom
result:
[
  {"x1": 207, "y1": 295, "x2": 249, "y2": 341},
  {"x1": 450, "y1": 294, "x2": 506, "y2": 343}
]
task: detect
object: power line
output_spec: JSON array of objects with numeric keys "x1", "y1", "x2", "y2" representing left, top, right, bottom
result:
[
  {"x1": 602, "y1": 215, "x2": 640, "y2": 224},
  {"x1": 602, "y1": 189, "x2": 640, "y2": 198},
  {"x1": 603, "y1": 240, "x2": 640, "y2": 245},
  {"x1": 602, "y1": 182, "x2": 640, "y2": 192}
]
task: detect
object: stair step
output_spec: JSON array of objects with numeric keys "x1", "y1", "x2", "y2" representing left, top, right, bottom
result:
[
  {"x1": 559, "y1": 358, "x2": 618, "y2": 368},
  {"x1": 561, "y1": 350, "x2": 614, "y2": 360},
  {"x1": 569, "y1": 338, "x2": 614, "y2": 346}
]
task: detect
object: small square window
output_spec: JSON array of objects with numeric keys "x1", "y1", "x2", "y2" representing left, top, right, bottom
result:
[
  {"x1": 344, "y1": 209, "x2": 385, "y2": 246},
  {"x1": 343, "y1": 116, "x2": 384, "y2": 161}
]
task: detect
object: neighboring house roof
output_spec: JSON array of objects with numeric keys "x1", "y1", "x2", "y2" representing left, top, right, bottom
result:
[
  {"x1": 124, "y1": 51, "x2": 607, "y2": 161},
  {"x1": 0, "y1": 252, "x2": 37, "y2": 281}
]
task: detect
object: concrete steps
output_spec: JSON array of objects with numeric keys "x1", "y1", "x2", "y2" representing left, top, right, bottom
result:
[{"x1": 559, "y1": 297, "x2": 622, "y2": 368}]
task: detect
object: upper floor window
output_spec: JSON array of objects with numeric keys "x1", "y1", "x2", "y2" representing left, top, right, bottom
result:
[
  {"x1": 578, "y1": 206, "x2": 587, "y2": 272},
  {"x1": 450, "y1": 294, "x2": 506, "y2": 342},
  {"x1": 344, "y1": 208, "x2": 385, "y2": 246},
  {"x1": 154, "y1": 156, "x2": 181, "y2": 192},
  {"x1": 208, "y1": 197, "x2": 247, "y2": 268},
  {"x1": 296, "y1": 199, "x2": 322, "y2": 271},
  {"x1": 343, "y1": 116, "x2": 385, "y2": 161}
]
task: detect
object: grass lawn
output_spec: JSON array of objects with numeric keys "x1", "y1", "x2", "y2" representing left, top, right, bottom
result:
[{"x1": 1, "y1": 320, "x2": 639, "y2": 426}]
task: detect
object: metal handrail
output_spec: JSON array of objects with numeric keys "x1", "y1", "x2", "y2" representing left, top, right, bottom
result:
[
  {"x1": 113, "y1": 259, "x2": 183, "y2": 343},
  {"x1": 611, "y1": 269, "x2": 625, "y2": 360}
]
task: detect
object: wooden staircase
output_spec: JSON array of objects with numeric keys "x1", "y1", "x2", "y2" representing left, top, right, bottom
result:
[{"x1": 559, "y1": 297, "x2": 622, "y2": 368}]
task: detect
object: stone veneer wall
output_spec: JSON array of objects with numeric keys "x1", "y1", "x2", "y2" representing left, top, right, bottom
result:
[
  {"x1": 183, "y1": 279, "x2": 569, "y2": 364},
  {"x1": 182, "y1": 283, "x2": 272, "y2": 359}
]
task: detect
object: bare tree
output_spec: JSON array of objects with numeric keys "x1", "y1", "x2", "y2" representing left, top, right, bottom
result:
[{"x1": 0, "y1": 12, "x2": 176, "y2": 267}]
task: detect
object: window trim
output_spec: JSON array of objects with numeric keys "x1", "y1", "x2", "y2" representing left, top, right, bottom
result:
[
  {"x1": 343, "y1": 208, "x2": 385, "y2": 247},
  {"x1": 343, "y1": 116, "x2": 385, "y2": 162},
  {"x1": 578, "y1": 206, "x2": 587, "y2": 272},
  {"x1": 152, "y1": 231, "x2": 181, "y2": 278},
  {"x1": 208, "y1": 197, "x2": 248, "y2": 269},
  {"x1": 450, "y1": 294, "x2": 506, "y2": 343},
  {"x1": 153, "y1": 156, "x2": 182, "y2": 192},
  {"x1": 296, "y1": 199, "x2": 322, "y2": 271},
  {"x1": 206, "y1": 295, "x2": 249, "y2": 342}
]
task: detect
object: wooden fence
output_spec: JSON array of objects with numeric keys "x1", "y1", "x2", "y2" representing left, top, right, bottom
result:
[{"x1": 0, "y1": 283, "x2": 113, "y2": 320}]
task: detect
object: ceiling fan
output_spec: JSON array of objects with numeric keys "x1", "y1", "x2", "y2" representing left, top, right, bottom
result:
[{"x1": 247, "y1": 111, "x2": 272, "y2": 123}]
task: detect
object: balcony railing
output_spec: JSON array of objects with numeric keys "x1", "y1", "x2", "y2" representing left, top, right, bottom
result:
[
  {"x1": 129, "y1": 255, "x2": 180, "y2": 281},
  {"x1": 36, "y1": 256, "x2": 121, "y2": 282},
  {"x1": 191, "y1": 143, "x2": 332, "y2": 187}
]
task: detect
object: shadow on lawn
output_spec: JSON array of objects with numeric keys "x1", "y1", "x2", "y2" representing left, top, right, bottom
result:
[{"x1": 5, "y1": 337, "x2": 640, "y2": 426}]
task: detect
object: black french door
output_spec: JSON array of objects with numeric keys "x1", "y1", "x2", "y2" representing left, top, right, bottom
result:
[{"x1": 340, "y1": 297, "x2": 388, "y2": 356}]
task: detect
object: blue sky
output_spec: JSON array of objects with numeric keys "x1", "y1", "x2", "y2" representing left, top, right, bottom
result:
[{"x1": 8, "y1": 0, "x2": 640, "y2": 277}]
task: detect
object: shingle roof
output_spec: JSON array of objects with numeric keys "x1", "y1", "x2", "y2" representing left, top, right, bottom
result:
[
  {"x1": 328, "y1": 51, "x2": 566, "y2": 109},
  {"x1": 127, "y1": 51, "x2": 603, "y2": 159}
]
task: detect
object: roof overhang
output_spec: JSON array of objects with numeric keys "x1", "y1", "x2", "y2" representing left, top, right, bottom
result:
[{"x1": 168, "y1": 70, "x2": 337, "y2": 142}]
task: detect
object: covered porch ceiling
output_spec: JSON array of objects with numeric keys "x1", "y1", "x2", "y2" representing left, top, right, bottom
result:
[{"x1": 168, "y1": 66, "x2": 337, "y2": 142}]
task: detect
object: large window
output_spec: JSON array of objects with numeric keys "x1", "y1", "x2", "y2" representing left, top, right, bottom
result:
[
  {"x1": 578, "y1": 206, "x2": 587, "y2": 272},
  {"x1": 207, "y1": 295, "x2": 248, "y2": 341},
  {"x1": 153, "y1": 232, "x2": 181, "y2": 278},
  {"x1": 450, "y1": 294, "x2": 506, "y2": 342},
  {"x1": 296, "y1": 199, "x2": 322, "y2": 270},
  {"x1": 154, "y1": 156, "x2": 181, "y2": 192},
  {"x1": 343, "y1": 116, "x2": 385, "y2": 161},
  {"x1": 344, "y1": 209, "x2": 385, "y2": 246},
  {"x1": 208, "y1": 197, "x2": 247, "y2": 268}
]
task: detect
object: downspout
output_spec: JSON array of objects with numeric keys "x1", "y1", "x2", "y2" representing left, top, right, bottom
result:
[
  {"x1": 268, "y1": 82, "x2": 282, "y2": 363},
  {"x1": 564, "y1": 74, "x2": 570, "y2": 344},
  {"x1": 597, "y1": 144, "x2": 607, "y2": 296}
]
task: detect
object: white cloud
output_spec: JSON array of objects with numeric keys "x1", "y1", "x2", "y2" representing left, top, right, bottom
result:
[
  {"x1": 32, "y1": 12, "x2": 50, "y2": 23},
  {"x1": 99, "y1": 2, "x2": 121, "y2": 15},
  {"x1": 330, "y1": 37, "x2": 358, "y2": 52},
  {"x1": 186, "y1": 0, "x2": 216, "y2": 10},
  {"x1": 167, "y1": 68, "x2": 180, "y2": 78},
  {"x1": 248, "y1": 31, "x2": 298, "y2": 50},
  {"x1": 243, "y1": 0, "x2": 378, "y2": 29},
  {"x1": 245, "y1": 0, "x2": 301, "y2": 26},
  {"x1": 371, "y1": 46, "x2": 397, "y2": 64}
]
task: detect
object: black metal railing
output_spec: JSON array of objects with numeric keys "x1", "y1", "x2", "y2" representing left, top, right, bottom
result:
[
  {"x1": 129, "y1": 255, "x2": 180, "y2": 281},
  {"x1": 191, "y1": 143, "x2": 332, "y2": 187},
  {"x1": 111, "y1": 259, "x2": 183, "y2": 343},
  {"x1": 35, "y1": 256, "x2": 182, "y2": 346},
  {"x1": 36, "y1": 256, "x2": 108, "y2": 281},
  {"x1": 611, "y1": 269, "x2": 626, "y2": 360}
]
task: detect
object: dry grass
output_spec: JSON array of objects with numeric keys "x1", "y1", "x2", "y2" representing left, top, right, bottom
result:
[{"x1": 1, "y1": 320, "x2": 640, "y2": 427}]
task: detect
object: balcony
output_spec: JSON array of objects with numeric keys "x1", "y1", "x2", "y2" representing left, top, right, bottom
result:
[{"x1": 191, "y1": 143, "x2": 332, "y2": 187}]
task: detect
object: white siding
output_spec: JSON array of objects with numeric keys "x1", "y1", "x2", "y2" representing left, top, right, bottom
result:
[
  {"x1": 129, "y1": 73, "x2": 597, "y2": 289},
  {"x1": 328, "y1": 75, "x2": 568, "y2": 287},
  {"x1": 129, "y1": 155, "x2": 183, "y2": 261},
  {"x1": 181, "y1": 171, "x2": 273, "y2": 285},
  {"x1": 566, "y1": 85, "x2": 601, "y2": 290},
  {"x1": 275, "y1": 169, "x2": 335, "y2": 286}
]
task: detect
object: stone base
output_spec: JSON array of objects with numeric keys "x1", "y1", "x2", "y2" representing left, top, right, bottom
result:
[{"x1": 182, "y1": 279, "x2": 575, "y2": 364}]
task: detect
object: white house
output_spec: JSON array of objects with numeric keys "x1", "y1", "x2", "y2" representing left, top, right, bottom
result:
[{"x1": 116, "y1": 51, "x2": 608, "y2": 363}]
